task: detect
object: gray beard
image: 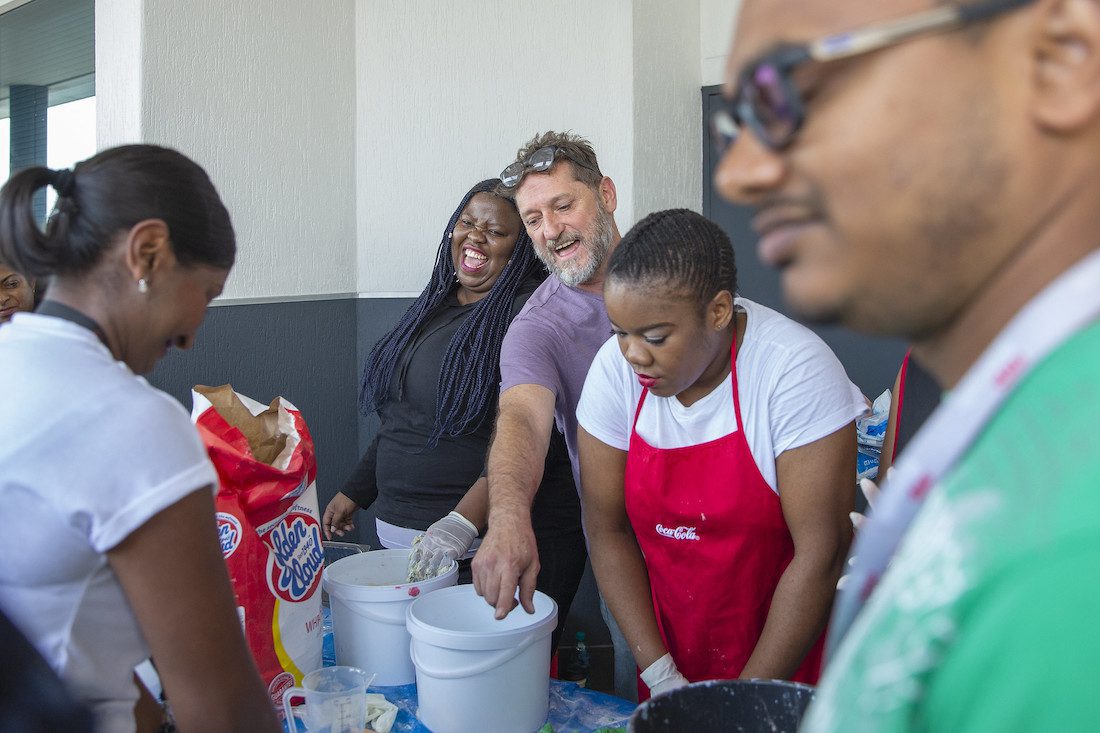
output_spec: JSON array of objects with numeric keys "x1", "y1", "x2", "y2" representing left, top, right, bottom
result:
[{"x1": 541, "y1": 204, "x2": 614, "y2": 287}]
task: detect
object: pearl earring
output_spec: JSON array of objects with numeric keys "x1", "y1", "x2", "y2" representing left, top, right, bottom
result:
[{"x1": 137, "y1": 278, "x2": 149, "y2": 294}]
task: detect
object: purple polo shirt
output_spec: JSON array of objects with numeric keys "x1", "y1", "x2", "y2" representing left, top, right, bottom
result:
[{"x1": 499, "y1": 275, "x2": 611, "y2": 494}]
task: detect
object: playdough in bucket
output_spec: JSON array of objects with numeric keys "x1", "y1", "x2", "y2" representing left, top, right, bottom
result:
[{"x1": 323, "y1": 549, "x2": 457, "y2": 686}]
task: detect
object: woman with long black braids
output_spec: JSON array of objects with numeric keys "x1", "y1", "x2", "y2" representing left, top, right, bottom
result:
[{"x1": 323, "y1": 179, "x2": 585, "y2": 653}]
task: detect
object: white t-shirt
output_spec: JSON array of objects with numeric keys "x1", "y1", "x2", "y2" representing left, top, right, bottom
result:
[
  {"x1": 577, "y1": 298, "x2": 867, "y2": 493},
  {"x1": 0, "y1": 313, "x2": 217, "y2": 733}
]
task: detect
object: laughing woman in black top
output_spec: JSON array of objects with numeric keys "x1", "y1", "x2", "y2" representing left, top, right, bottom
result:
[{"x1": 322, "y1": 179, "x2": 585, "y2": 651}]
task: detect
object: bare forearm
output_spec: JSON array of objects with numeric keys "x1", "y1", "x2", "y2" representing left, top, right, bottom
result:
[
  {"x1": 487, "y1": 416, "x2": 547, "y2": 519},
  {"x1": 455, "y1": 477, "x2": 489, "y2": 533},
  {"x1": 587, "y1": 523, "x2": 668, "y2": 671},
  {"x1": 739, "y1": 551, "x2": 844, "y2": 680}
]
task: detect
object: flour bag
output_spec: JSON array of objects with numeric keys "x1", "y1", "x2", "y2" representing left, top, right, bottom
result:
[{"x1": 191, "y1": 385, "x2": 324, "y2": 710}]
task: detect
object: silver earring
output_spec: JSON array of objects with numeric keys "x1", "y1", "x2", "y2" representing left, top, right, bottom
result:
[
  {"x1": 137, "y1": 278, "x2": 149, "y2": 294},
  {"x1": 447, "y1": 232, "x2": 453, "y2": 239}
]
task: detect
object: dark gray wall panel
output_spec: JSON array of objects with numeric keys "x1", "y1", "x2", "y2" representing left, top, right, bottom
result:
[{"x1": 148, "y1": 298, "x2": 359, "y2": 523}]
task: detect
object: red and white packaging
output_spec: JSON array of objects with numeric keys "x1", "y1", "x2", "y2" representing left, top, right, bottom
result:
[{"x1": 191, "y1": 385, "x2": 324, "y2": 711}]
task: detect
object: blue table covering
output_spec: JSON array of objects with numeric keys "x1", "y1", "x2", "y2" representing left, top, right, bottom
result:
[
  {"x1": 285, "y1": 610, "x2": 635, "y2": 732},
  {"x1": 334, "y1": 680, "x2": 634, "y2": 733}
]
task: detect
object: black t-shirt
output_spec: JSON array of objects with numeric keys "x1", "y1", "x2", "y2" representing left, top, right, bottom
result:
[{"x1": 343, "y1": 279, "x2": 580, "y2": 538}]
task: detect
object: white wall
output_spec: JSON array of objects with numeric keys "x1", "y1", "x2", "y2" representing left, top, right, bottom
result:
[
  {"x1": 96, "y1": 0, "x2": 711, "y2": 301},
  {"x1": 356, "y1": 0, "x2": 636, "y2": 296},
  {"x1": 97, "y1": 0, "x2": 357, "y2": 301},
  {"x1": 632, "y1": 0, "x2": 702, "y2": 222},
  {"x1": 701, "y1": 0, "x2": 740, "y2": 87}
]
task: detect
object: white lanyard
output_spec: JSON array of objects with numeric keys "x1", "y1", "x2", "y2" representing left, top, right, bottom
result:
[{"x1": 828, "y1": 249, "x2": 1100, "y2": 656}]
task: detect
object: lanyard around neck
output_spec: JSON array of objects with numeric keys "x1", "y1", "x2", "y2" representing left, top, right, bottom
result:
[
  {"x1": 36, "y1": 300, "x2": 111, "y2": 350},
  {"x1": 828, "y1": 248, "x2": 1100, "y2": 657}
]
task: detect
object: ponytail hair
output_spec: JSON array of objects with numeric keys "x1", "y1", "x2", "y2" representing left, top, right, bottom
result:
[{"x1": 0, "y1": 144, "x2": 235, "y2": 280}]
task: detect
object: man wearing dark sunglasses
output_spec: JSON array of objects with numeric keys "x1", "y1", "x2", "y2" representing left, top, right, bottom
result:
[{"x1": 717, "y1": 0, "x2": 1100, "y2": 729}]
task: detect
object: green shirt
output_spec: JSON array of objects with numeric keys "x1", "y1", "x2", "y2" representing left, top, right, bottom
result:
[{"x1": 805, "y1": 321, "x2": 1100, "y2": 732}]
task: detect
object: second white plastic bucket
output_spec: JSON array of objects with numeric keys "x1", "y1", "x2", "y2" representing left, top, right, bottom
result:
[
  {"x1": 407, "y1": 584, "x2": 558, "y2": 733},
  {"x1": 323, "y1": 549, "x2": 457, "y2": 686}
]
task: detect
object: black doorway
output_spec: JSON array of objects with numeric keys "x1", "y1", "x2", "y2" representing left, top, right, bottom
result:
[{"x1": 701, "y1": 84, "x2": 907, "y2": 399}]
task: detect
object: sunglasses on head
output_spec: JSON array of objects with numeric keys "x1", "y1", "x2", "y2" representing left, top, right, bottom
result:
[
  {"x1": 711, "y1": 0, "x2": 1037, "y2": 153},
  {"x1": 500, "y1": 145, "x2": 601, "y2": 189}
]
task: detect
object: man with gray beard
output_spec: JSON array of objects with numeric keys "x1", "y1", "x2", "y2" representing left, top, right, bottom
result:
[{"x1": 470, "y1": 131, "x2": 636, "y2": 699}]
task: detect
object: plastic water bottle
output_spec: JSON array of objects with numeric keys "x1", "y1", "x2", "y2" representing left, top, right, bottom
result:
[{"x1": 567, "y1": 631, "x2": 589, "y2": 687}]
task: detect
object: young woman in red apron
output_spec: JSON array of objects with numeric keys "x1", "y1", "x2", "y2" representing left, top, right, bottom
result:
[{"x1": 577, "y1": 210, "x2": 861, "y2": 700}]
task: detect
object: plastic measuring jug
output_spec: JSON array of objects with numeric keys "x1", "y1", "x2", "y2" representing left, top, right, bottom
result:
[{"x1": 282, "y1": 665, "x2": 374, "y2": 733}]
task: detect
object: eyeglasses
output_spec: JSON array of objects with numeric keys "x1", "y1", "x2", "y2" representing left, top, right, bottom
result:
[
  {"x1": 711, "y1": 0, "x2": 1036, "y2": 153},
  {"x1": 499, "y1": 145, "x2": 601, "y2": 189}
]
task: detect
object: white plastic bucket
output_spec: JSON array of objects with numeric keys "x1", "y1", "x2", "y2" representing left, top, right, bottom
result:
[
  {"x1": 323, "y1": 549, "x2": 457, "y2": 686},
  {"x1": 406, "y1": 585, "x2": 558, "y2": 733}
]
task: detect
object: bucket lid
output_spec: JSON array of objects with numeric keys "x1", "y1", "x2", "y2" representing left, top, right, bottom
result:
[
  {"x1": 406, "y1": 584, "x2": 557, "y2": 651},
  {"x1": 323, "y1": 549, "x2": 457, "y2": 602}
]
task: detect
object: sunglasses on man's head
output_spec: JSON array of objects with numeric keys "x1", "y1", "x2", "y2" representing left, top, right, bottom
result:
[
  {"x1": 711, "y1": 0, "x2": 1037, "y2": 153},
  {"x1": 500, "y1": 145, "x2": 600, "y2": 189}
]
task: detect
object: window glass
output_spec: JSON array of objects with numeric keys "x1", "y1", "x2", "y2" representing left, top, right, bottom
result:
[{"x1": 0, "y1": 0, "x2": 95, "y2": 219}]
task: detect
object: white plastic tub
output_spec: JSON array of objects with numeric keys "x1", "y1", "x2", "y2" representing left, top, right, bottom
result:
[
  {"x1": 406, "y1": 584, "x2": 558, "y2": 733},
  {"x1": 323, "y1": 549, "x2": 457, "y2": 686}
]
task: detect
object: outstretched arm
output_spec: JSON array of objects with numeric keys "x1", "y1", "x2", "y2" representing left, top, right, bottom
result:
[{"x1": 471, "y1": 384, "x2": 555, "y2": 619}]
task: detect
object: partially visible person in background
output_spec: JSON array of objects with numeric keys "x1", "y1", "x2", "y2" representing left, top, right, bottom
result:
[
  {"x1": 877, "y1": 350, "x2": 941, "y2": 477},
  {"x1": 0, "y1": 145, "x2": 279, "y2": 733},
  {"x1": 322, "y1": 179, "x2": 585, "y2": 654},
  {"x1": 0, "y1": 262, "x2": 36, "y2": 323},
  {"x1": 716, "y1": 0, "x2": 1100, "y2": 729}
]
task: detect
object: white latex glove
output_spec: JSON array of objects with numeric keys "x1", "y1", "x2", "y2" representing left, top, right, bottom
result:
[
  {"x1": 408, "y1": 511, "x2": 478, "y2": 580},
  {"x1": 849, "y1": 467, "x2": 890, "y2": 531},
  {"x1": 640, "y1": 653, "x2": 690, "y2": 697},
  {"x1": 839, "y1": 468, "x2": 891, "y2": 589}
]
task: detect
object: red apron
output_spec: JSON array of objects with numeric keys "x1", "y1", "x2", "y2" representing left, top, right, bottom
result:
[{"x1": 623, "y1": 339, "x2": 823, "y2": 700}]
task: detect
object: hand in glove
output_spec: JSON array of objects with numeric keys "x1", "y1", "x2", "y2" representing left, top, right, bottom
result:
[
  {"x1": 640, "y1": 653, "x2": 690, "y2": 697},
  {"x1": 408, "y1": 511, "x2": 478, "y2": 580},
  {"x1": 838, "y1": 468, "x2": 891, "y2": 589},
  {"x1": 849, "y1": 467, "x2": 889, "y2": 532}
]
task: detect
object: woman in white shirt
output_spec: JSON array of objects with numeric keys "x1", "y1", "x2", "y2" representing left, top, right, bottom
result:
[
  {"x1": 577, "y1": 209, "x2": 866, "y2": 700},
  {"x1": 0, "y1": 145, "x2": 279, "y2": 733}
]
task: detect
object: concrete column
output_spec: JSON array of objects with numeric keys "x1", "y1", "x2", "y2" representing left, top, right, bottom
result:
[{"x1": 10, "y1": 84, "x2": 48, "y2": 222}]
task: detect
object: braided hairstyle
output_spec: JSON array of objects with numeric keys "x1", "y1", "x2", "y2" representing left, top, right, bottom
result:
[
  {"x1": 607, "y1": 208, "x2": 737, "y2": 309},
  {"x1": 359, "y1": 179, "x2": 543, "y2": 447}
]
